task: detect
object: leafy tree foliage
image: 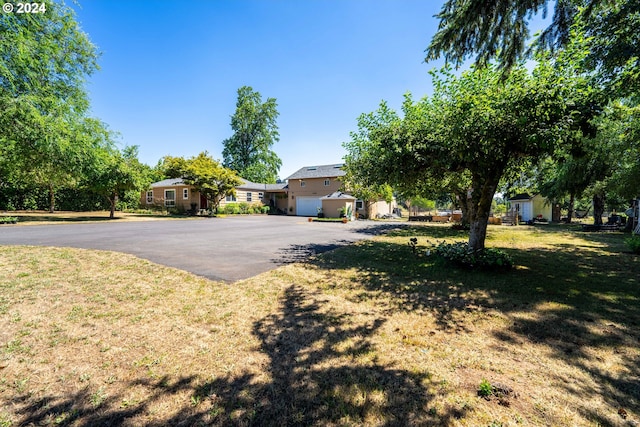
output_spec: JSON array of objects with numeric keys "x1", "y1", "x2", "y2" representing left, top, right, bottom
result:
[
  {"x1": 345, "y1": 63, "x2": 588, "y2": 251},
  {"x1": 82, "y1": 122, "x2": 147, "y2": 219},
  {"x1": 222, "y1": 86, "x2": 282, "y2": 183},
  {"x1": 426, "y1": 0, "x2": 640, "y2": 96},
  {"x1": 0, "y1": 1, "x2": 101, "y2": 211},
  {"x1": 161, "y1": 152, "x2": 242, "y2": 212}
]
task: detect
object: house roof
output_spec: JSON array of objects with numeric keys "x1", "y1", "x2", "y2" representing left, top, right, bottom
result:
[
  {"x1": 150, "y1": 178, "x2": 185, "y2": 188},
  {"x1": 321, "y1": 191, "x2": 356, "y2": 200},
  {"x1": 237, "y1": 179, "x2": 288, "y2": 192},
  {"x1": 286, "y1": 163, "x2": 346, "y2": 180},
  {"x1": 508, "y1": 193, "x2": 533, "y2": 201},
  {"x1": 149, "y1": 177, "x2": 288, "y2": 192}
]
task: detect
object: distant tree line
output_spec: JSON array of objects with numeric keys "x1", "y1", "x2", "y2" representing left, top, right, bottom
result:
[{"x1": 0, "y1": 1, "x2": 282, "y2": 215}]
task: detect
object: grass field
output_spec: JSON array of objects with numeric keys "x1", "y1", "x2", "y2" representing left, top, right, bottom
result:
[
  {"x1": 0, "y1": 210, "x2": 179, "y2": 225},
  {"x1": 0, "y1": 223, "x2": 638, "y2": 426}
]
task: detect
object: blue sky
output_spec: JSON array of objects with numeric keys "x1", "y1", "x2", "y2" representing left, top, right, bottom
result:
[
  {"x1": 70, "y1": 0, "x2": 446, "y2": 179},
  {"x1": 71, "y1": 1, "x2": 547, "y2": 179}
]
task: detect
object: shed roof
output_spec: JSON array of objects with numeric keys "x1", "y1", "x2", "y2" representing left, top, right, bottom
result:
[
  {"x1": 508, "y1": 193, "x2": 533, "y2": 201},
  {"x1": 286, "y1": 164, "x2": 346, "y2": 180},
  {"x1": 321, "y1": 191, "x2": 356, "y2": 200}
]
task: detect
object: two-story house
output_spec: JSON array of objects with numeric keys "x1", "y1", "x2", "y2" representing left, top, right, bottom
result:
[{"x1": 285, "y1": 164, "x2": 349, "y2": 216}]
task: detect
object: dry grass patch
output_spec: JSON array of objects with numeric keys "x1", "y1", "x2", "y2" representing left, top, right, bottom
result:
[{"x1": 1, "y1": 223, "x2": 639, "y2": 426}]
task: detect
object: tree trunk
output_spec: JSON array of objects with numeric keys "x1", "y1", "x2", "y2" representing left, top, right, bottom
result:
[
  {"x1": 109, "y1": 192, "x2": 117, "y2": 219},
  {"x1": 468, "y1": 173, "x2": 501, "y2": 252},
  {"x1": 366, "y1": 200, "x2": 373, "y2": 219},
  {"x1": 593, "y1": 192, "x2": 605, "y2": 225},
  {"x1": 453, "y1": 189, "x2": 472, "y2": 227},
  {"x1": 565, "y1": 193, "x2": 575, "y2": 224},
  {"x1": 48, "y1": 182, "x2": 55, "y2": 213}
]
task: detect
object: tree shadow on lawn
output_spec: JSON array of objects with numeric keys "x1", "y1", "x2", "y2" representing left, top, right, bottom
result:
[
  {"x1": 309, "y1": 228, "x2": 640, "y2": 421},
  {"x1": 9, "y1": 285, "x2": 456, "y2": 426},
  {"x1": 272, "y1": 241, "x2": 354, "y2": 265}
]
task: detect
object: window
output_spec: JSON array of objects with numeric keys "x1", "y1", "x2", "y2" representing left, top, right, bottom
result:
[
  {"x1": 258, "y1": 192, "x2": 264, "y2": 199},
  {"x1": 324, "y1": 179, "x2": 330, "y2": 186},
  {"x1": 356, "y1": 200, "x2": 363, "y2": 209},
  {"x1": 226, "y1": 194, "x2": 237, "y2": 202},
  {"x1": 164, "y1": 189, "x2": 176, "y2": 207},
  {"x1": 300, "y1": 180, "x2": 306, "y2": 187},
  {"x1": 246, "y1": 192, "x2": 252, "y2": 202},
  {"x1": 183, "y1": 188, "x2": 189, "y2": 199},
  {"x1": 146, "y1": 191, "x2": 153, "y2": 204}
]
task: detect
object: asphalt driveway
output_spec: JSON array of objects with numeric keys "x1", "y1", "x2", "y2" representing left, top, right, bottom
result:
[{"x1": 0, "y1": 216, "x2": 405, "y2": 281}]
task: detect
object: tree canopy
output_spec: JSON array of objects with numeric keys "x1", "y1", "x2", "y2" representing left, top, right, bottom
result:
[
  {"x1": 345, "y1": 62, "x2": 590, "y2": 250},
  {"x1": 160, "y1": 152, "x2": 242, "y2": 212},
  {"x1": 222, "y1": 86, "x2": 282, "y2": 183},
  {"x1": 0, "y1": 2, "x2": 151, "y2": 214},
  {"x1": 426, "y1": 0, "x2": 640, "y2": 96}
]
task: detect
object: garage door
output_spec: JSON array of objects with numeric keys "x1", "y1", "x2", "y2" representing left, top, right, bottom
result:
[{"x1": 296, "y1": 197, "x2": 322, "y2": 216}]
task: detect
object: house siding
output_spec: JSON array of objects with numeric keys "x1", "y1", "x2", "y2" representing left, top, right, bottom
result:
[
  {"x1": 142, "y1": 185, "x2": 200, "y2": 211},
  {"x1": 288, "y1": 177, "x2": 343, "y2": 215},
  {"x1": 531, "y1": 194, "x2": 552, "y2": 220},
  {"x1": 322, "y1": 199, "x2": 355, "y2": 218}
]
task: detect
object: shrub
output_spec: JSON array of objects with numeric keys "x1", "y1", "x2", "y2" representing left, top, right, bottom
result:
[
  {"x1": 0, "y1": 217, "x2": 18, "y2": 224},
  {"x1": 625, "y1": 235, "x2": 640, "y2": 254},
  {"x1": 478, "y1": 379, "x2": 493, "y2": 398},
  {"x1": 222, "y1": 203, "x2": 241, "y2": 215},
  {"x1": 431, "y1": 241, "x2": 513, "y2": 270},
  {"x1": 238, "y1": 202, "x2": 250, "y2": 214}
]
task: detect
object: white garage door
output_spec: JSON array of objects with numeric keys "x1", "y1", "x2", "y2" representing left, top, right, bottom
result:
[{"x1": 296, "y1": 197, "x2": 322, "y2": 216}]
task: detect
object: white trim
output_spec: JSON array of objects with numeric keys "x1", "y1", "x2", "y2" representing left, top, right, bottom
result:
[
  {"x1": 324, "y1": 179, "x2": 330, "y2": 186},
  {"x1": 246, "y1": 192, "x2": 252, "y2": 202},
  {"x1": 183, "y1": 188, "x2": 189, "y2": 199},
  {"x1": 146, "y1": 190, "x2": 153, "y2": 204}
]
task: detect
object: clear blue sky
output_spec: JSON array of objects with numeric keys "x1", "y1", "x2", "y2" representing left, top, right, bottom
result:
[{"x1": 70, "y1": 1, "x2": 548, "y2": 180}]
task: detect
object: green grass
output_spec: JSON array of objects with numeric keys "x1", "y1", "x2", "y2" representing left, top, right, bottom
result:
[{"x1": 0, "y1": 224, "x2": 638, "y2": 426}]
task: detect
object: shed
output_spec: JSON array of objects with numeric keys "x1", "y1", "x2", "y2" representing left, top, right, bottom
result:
[{"x1": 321, "y1": 192, "x2": 356, "y2": 219}]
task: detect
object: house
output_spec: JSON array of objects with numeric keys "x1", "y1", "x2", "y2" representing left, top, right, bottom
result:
[
  {"x1": 143, "y1": 178, "x2": 201, "y2": 212},
  {"x1": 142, "y1": 162, "x2": 394, "y2": 218},
  {"x1": 507, "y1": 193, "x2": 554, "y2": 222},
  {"x1": 142, "y1": 178, "x2": 287, "y2": 212},
  {"x1": 234, "y1": 179, "x2": 289, "y2": 213},
  {"x1": 285, "y1": 164, "x2": 347, "y2": 216}
]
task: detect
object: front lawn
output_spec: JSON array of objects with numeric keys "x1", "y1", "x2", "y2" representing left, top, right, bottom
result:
[{"x1": 0, "y1": 224, "x2": 638, "y2": 426}]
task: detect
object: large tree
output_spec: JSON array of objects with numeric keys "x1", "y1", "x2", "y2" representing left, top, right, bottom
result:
[
  {"x1": 345, "y1": 63, "x2": 588, "y2": 251},
  {"x1": 426, "y1": 0, "x2": 639, "y2": 97},
  {"x1": 0, "y1": 1, "x2": 100, "y2": 211},
  {"x1": 80, "y1": 120, "x2": 147, "y2": 219},
  {"x1": 222, "y1": 86, "x2": 282, "y2": 183}
]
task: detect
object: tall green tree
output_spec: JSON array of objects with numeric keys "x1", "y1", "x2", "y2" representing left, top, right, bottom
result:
[
  {"x1": 345, "y1": 63, "x2": 587, "y2": 251},
  {"x1": 222, "y1": 86, "x2": 282, "y2": 183},
  {"x1": 87, "y1": 145, "x2": 146, "y2": 219},
  {"x1": 0, "y1": 1, "x2": 100, "y2": 211},
  {"x1": 426, "y1": 0, "x2": 639, "y2": 96}
]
